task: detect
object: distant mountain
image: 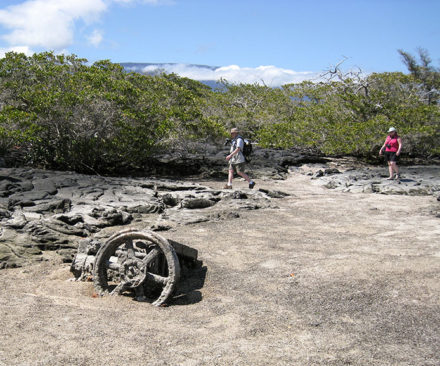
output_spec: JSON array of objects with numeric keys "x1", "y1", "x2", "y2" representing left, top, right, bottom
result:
[
  {"x1": 119, "y1": 62, "x2": 321, "y2": 87},
  {"x1": 120, "y1": 62, "x2": 218, "y2": 71},
  {"x1": 119, "y1": 62, "x2": 223, "y2": 89},
  {"x1": 196, "y1": 79, "x2": 223, "y2": 89}
]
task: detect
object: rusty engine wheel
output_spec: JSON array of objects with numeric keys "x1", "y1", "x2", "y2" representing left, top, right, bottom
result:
[{"x1": 93, "y1": 229, "x2": 180, "y2": 306}]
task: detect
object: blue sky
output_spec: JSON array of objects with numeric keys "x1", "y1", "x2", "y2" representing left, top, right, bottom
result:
[{"x1": 0, "y1": 0, "x2": 439, "y2": 86}]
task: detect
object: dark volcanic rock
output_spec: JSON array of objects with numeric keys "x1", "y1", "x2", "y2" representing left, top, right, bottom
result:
[
  {"x1": 161, "y1": 193, "x2": 179, "y2": 207},
  {"x1": 257, "y1": 188, "x2": 290, "y2": 198},
  {"x1": 296, "y1": 163, "x2": 440, "y2": 199},
  {"x1": 8, "y1": 191, "x2": 50, "y2": 208},
  {"x1": 24, "y1": 199, "x2": 72, "y2": 213},
  {"x1": 0, "y1": 208, "x2": 11, "y2": 220},
  {"x1": 4, "y1": 213, "x2": 27, "y2": 229},
  {"x1": 181, "y1": 198, "x2": 215, "y2": 209},
  {"x1": 0, "y1": 176, "x2": 33, "y2": 197},
  {"x1": 0, "y1": 166, "x2": 284, "y2": 269}
]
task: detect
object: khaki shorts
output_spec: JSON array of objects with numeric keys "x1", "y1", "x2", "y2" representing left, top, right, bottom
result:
[{"x1": 229, "y1": 162, "x2": 245, "y2": 173}]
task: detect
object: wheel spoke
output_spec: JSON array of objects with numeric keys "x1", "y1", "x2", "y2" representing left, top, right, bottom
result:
[
  {"x1": 125, "y1": 239, "x2": 135, "y2": 259},
  {"x1": 142, "y1": 247, "x2": 160, "y2": 267},
  {"x1": 144, "y1": 271, "x2": 169, "y2": 286},
  {"x1": 110, "y1": 282, "x2": 126, "y2": 295}
]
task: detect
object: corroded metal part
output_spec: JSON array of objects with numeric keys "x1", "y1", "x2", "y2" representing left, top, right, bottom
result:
[
  {"x1": 70, "y1": 252, "x2": 95, "y2": 281},
  {"x1": 71, "y1": 228, "x2": 200, "y2": 306},
  {"x1": 92, "y1": 228, "x2": 181, "y2": 306}
]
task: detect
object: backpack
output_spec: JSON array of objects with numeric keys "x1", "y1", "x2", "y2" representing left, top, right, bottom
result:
[{"x1": 236, "y1": 136, "x2": 253, "y2": 162}]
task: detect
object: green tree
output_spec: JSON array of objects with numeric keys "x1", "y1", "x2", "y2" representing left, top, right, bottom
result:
[
  {"x1": 398, "y1": 48, "x2": 440, "y2": 105},
  {"x1": 0, "y1": 52, "x2": 221, "y2": 172},
  {"x1": 1, "y1": 49, "x2": 439, "y2": 173}
]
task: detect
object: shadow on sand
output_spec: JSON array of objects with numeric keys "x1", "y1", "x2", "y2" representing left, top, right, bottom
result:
[{"x1": 170, "y1": 265, "x2": 208, "y2": 306}]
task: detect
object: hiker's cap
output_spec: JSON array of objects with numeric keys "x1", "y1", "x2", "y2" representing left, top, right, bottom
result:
[
  {"x1": 388, "y1": 127, "x2": 396, "y2": 132},
  {"x1": 230, "y1": 128, "x2": 239, "y2": 133}
]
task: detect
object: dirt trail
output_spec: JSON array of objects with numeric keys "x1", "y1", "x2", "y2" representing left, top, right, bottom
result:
[{"x1": 0, "y1": 172, "x2": 439, "y2": 366}]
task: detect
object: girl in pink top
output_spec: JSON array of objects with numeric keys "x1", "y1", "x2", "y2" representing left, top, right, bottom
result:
[{"x1": 379, "y1": 127, "x2": 402, "y2": 180}]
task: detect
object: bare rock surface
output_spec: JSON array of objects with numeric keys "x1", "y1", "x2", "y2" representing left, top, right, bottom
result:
[
  {"x1": 293, "y1": 159, "x2": 440, "y2": 198},
  {"x1": 0, "y1": 167, "x2": 281, "y2": 268},
  {"x1": 0, "y1": 160, "x2": 439, "y2": 365}
]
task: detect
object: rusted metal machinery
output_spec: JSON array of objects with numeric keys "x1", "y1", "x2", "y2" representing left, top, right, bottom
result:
[{"x1": 71, "y1": 228, "x2": 200, "y2": 306}]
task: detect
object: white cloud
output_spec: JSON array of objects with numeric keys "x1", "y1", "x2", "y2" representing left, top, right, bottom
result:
[
  {"x1": 0, "y1": 45, "x2": 33, "y2": 58},
  {"x1": 141, "y1": 64, "x2": 321, "y2": 87},
  {"x1": 112, "y1": 0, "x2": 174, "y2": 4},
  {"x1": 0, "y1": 0, "x2": 107, "y2": 50},
  {"x1": 87, "y1": 29, "x2": 103, "y2": 47}
]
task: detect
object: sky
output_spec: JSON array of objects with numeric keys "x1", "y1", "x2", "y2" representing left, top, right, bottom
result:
[{"x1": 0, "y1": 0, "x2": 439, "y2": 86}]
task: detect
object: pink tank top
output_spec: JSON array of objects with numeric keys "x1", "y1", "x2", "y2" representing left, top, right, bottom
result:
[{"x1": 385, "y1": 135, "x2": 399, "y2": 152}]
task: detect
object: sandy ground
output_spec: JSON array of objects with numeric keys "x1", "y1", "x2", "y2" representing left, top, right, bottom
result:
[{"x1": 0, "y1": 172, "x2": 439, "y2": 366}]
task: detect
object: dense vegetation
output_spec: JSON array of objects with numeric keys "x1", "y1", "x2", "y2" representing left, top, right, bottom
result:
[{"x1": 0, "y1": 49, "x2": 438, "y2": 173}]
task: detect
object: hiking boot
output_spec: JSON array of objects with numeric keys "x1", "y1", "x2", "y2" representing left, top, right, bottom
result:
[
  {"x1": 249, "y1": 181, "x2": 255, "y2": 189},
  {"x1": 223, "y1": 184, "x2": 232, "y2": 189}
]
